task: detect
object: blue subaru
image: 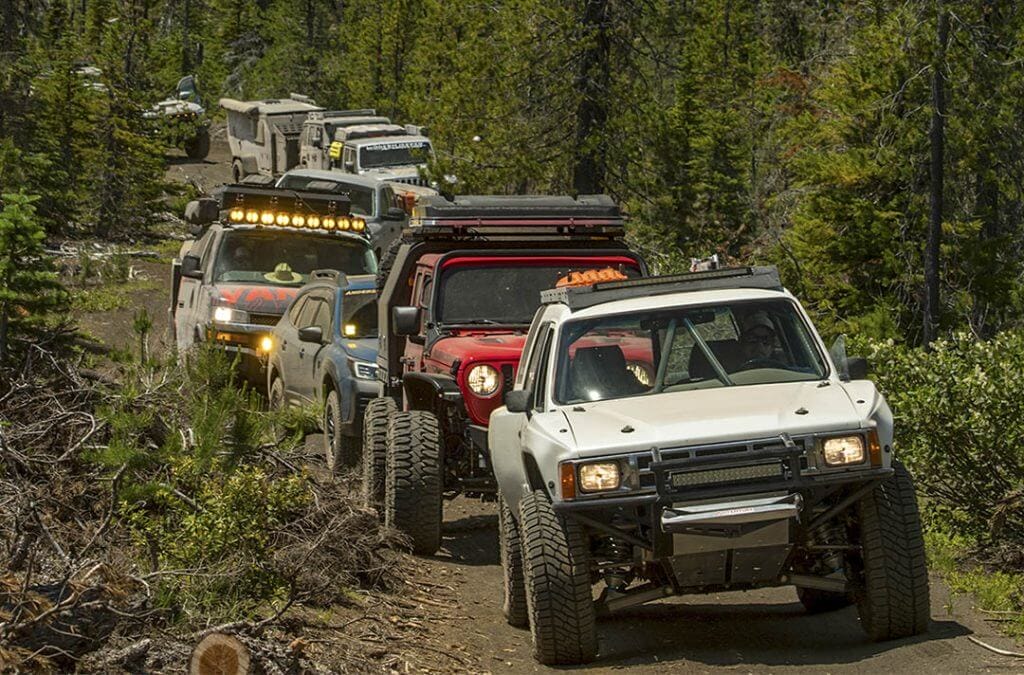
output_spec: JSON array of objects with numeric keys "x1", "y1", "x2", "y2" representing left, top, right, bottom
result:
[{"x1": 266, "y1": 271, "x2": 378, "y2": 474}]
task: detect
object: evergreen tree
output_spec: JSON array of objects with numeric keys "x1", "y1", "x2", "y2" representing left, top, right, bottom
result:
[{"x1": 0, "y1": 192, "x2": 68, "y2": 364}]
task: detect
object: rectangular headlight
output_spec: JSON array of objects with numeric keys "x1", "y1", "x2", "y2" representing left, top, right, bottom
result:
[
  {"x1": 213, "y1": 306, "x2": 249, "y2": 324},
  {"x1": 822, "y1": 435, "x2": 866, "y2": 466},
  {"x1": 578, "y1": 462, "x2": 621, "y2": 492}
]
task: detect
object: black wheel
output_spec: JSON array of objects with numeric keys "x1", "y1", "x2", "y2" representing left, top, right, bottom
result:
[
  {"x1": 268, "y1": 375, "x2": 285, "y2": 411},
  {"x1": 853, "y1": 460, "x2": 930, "y2": 641},
  {"x1": 232, "y1": 160, "x2": 244, "y2": 184},
  {"x1": 797, "y1": 587, "x2": 853, "y2": 614},
  {"x1": 499, "y1": 493, "x2": 528, "y2": 629},
  {"x1": 385, "y1": 410, "x2": 442, "y2": 555},
  {"x1": 375, "y1": 235, "x2": 411, "y2": 290},
  {"x1": 185, "y1": 128, "x2": 210, "y2": 160},
  {"x1": 519, "y1": 490, "x2": 597, "y2": 665},
  {"x1": 324, "y1": 388, "x2": 360, "y2": 474},
  {"x1": 362, "y1": 397, "x2": 397, "y2": 516}
]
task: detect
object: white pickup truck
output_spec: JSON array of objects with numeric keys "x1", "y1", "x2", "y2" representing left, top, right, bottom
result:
[{"x1": 489, "y1": 267, "x2": 929, "y2": 665}]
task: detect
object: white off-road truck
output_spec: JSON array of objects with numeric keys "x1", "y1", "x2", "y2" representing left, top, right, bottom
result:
[{"x1": 489, "y1": 267, "x2": 929, "y2": 665}]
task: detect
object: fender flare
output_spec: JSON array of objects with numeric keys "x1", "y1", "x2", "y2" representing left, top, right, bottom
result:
[{"x1": 402, "y1": 372, "x2": 461, "y2": 413}]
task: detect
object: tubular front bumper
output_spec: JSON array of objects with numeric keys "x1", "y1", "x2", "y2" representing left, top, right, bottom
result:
[{"x1": 553, "y1": 443, "x2": 892, "y2": 557}]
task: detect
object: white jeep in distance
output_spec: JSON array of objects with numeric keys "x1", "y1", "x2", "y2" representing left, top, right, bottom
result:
[{"x1": 489, "y1": 267, "x2": 929, "y2": 665}]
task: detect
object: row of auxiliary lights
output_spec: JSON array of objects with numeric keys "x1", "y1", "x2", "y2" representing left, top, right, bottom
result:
[{"x1": 227, "y1": 208, "x2": 367, "y2": 233}]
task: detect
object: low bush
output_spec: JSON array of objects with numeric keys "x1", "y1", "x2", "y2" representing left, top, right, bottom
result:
[{"x1": 864, "y1": 332, "x2": 1024, "y2": 541}]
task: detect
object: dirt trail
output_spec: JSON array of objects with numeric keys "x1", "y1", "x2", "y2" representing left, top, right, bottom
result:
[
  {"x1": 91, "y1": 137, "x2": 1024, "y2": 673},
  {"x1": 428, "y1": 497, "x2": 1020, "y2": 673}
]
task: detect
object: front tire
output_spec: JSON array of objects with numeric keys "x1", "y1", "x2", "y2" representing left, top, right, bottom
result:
[
  {"x1": 520, "y1": 491, "x2": 597, "y2": 665},
  {"x1": 499, "y1": 493, "x2": 528, "y2": 628},
  {"x1": 268, "y1": 375, "x2": 285, "y2": 411},
  {"x1": 385, "y1": 411, "x2": 442, "y2": 555},
  {"x1": 324, "y1": 388, "x2": 360, "y2": 474},
  {"x1": 853, "y1": 460, "x2": 930, "y2": 641},
  {"x1": 362, "y1": 397, "x2": 397, "y2": 515},
  {"x1": 185, "y1": 128, "x2": 210, "y2": 160}
]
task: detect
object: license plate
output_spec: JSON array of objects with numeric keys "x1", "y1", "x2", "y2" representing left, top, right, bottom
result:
[{"x1": 670, "y1": 463, "x2": 782, "y2": 488}]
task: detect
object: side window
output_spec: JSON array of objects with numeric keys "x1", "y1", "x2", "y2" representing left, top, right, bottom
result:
[
  {"x1": 532, "y1": 330, "x2": 555, "y2": 411},
  {"x1": 318, "y1": 292, "x2": 335, "y2": 336},
  {"x1": 382, "y1": 186, "x2": 396, "y2": 212},
  {"x1": 288, "y1": 296, "x2": 308, "y2": 326},
  {"x1": 521, "y1": 323, "x2": 553, "y2": 396},
  {"x1": 296, "y1": 297, "x2": 319, "y2": 329}
]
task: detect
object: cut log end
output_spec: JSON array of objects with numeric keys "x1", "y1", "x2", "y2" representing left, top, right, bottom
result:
[{"x1": 190, "y1": 633, "x2": 251, "y2": 675}]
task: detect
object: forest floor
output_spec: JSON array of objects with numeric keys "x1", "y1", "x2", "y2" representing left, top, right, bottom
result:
[{"x1": 67, "y1": 131, "x2": 1024, "y2": 673}]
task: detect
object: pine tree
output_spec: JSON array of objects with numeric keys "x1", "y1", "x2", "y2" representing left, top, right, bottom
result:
[{"x1": 0, "y1": 193, "x2": 68, "y2": 364}]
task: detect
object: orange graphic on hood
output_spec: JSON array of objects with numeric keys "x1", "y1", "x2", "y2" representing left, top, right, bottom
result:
[{"x1": 219, "y1": 287, "x2": 297, "y2": 305}]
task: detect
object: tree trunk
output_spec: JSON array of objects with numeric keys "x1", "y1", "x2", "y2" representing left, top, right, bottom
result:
[
  {"x1": 923, "y1": 4, "x2": 948, "y2": 347},
  {"x1": 572, "y1": 0, "x2": 611, "y2": 196}
]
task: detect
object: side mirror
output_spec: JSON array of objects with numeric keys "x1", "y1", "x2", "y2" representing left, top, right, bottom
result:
[
  {"x1": 504, "y1": 389, "x2": 531, "y2": 414},
  {"x1": 184, "y1": 198, "x2": 218, "y2": 225},
  {"x1": 384, "y1": 207, "x2": 406, "y2": 221},
  {"x1": 180, "y1": 254, "x2": 203, "y2": 279},
  {"x1": 846, "y1": 356, "x2": 868, "y2": 380},
  {"x1": 298, "y1": 325, "x2": 324, "y2": 344},
  {"x1": 392, "y1": 306, "x2": 420, "y2": 337}
]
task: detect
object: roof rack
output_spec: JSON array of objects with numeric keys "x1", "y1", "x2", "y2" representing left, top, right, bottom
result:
[
  {"x1": 217, "y1": 185, "x2": 352, "y2": 219},
  {"x1": 311, "y1": 108, "x2": 378, "y2": 119},
  {"x1": 408, "y1": 195, "x2": 625, "y2": 239},
  {"x1": 540, "y1": 267, "x2": 783, "y2": 310}
]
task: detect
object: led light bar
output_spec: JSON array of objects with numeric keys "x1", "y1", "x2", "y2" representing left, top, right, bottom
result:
[
  {"x1": 669, "y1": 462, "x2": 782, "y2": 489},
  {"x1": 217, "y1": 185, "x2": 367, "y2": 233}
]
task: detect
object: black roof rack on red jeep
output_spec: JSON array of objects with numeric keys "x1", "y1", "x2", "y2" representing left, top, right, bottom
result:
[
  {"x1": 540, "y1": 267, "x2": 783, "y2": 310},
  {"x1": 409, "y1": 194, "x2": 625, "y2": 238}
]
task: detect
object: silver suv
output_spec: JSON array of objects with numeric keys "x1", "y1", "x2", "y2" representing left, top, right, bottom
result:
[{"x1": 489, "y1": 267, "x2": 929, "y2": 665}]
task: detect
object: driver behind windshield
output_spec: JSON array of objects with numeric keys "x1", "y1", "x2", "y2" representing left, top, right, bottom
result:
[{"x1": 738, "y1": 310, "x2": 781, "y2": 366}]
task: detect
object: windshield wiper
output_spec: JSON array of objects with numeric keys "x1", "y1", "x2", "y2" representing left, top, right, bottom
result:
[{"x1": 449, "y1": 319, "x2": 502, "y2": 325}]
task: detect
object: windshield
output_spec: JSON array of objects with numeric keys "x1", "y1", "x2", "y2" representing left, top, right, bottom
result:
[
  {"x1": 359, "y1": 141, "x2": 431, "y2": 170},
  {"x1": 341, "y1": 289, "x2": 378, "y2": 338},
  {"x1": 276, "y1": 176, "x2": 376, "y2": 216},
  {"x1": 436, "y1": 261, "x2": 641, "y2": 325},
  {"x1": 554, "y1": 299, "x2": 828, "y2": 404},
  {"x1": 213, "y1": 230, "x2": 377, "y2": 286}
]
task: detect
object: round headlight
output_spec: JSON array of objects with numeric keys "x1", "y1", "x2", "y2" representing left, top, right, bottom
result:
[{"x1": 466, "y1": 364, "x2": 500, "y2": 396}]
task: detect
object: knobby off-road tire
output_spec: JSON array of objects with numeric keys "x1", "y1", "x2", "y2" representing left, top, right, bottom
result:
[
  {"x1": 185, "y1": 128, "x2": 211, "y2": 160},
  {"x1": 324, "y1": 389, "x2": 361, "y2": 474},
  {"x1": 498, "y1": 493, "x2": 528, "y2": 628},
  {"x1": 362, "y1": 397, "x2": 397, "y2": 515},
  {"x1": 855, "y1": 460, "x2": 930, "y2": 641},
  {"x1": 268, "y1": 376, "x2": 285, "y2": 411},
  {"x1": 385, "y1": 411, "x2": 442, "y2": 555},
  {"x1": 797, "y1": 587, "x2": 853, "y2": 614},
  {"x1": 519, "y1": 491, "x2": 597, "y2": 665}
]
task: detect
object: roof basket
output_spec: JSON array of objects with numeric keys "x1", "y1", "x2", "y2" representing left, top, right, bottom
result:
[
  {"x1": 407, "y1": 194, "x2": 626, "y2": 240},
  {"x1": 540, "y1": 267, "x2": 784, "y2": 310}
]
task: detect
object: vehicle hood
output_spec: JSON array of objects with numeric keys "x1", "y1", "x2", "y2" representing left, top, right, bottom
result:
[
  {"x1": 210, "y1": 284, "x2": 299, "y2": 316},
  {"x1": 429, "y1": 332, "x2": 528, "y2": 368},
  {"x1": 562, "y1": 381, "x2": 865, "y2": 456},
  {"x1": 342, "y1": 337, "x2": 377, "y2": 363}
]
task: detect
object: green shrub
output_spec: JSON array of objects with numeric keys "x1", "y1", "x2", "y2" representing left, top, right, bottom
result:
[{"x1": 866, "y1": 332, "x2": 1024, "y2": 540}]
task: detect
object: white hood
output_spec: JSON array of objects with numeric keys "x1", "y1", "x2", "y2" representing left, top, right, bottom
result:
[{"x1": 562, "y1": 381, "x2": 866, "y2": 458}]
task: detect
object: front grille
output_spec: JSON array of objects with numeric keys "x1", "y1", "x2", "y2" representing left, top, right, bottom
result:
[
  {"x1": 634, "y1": 436, "x2": 812, "y2": 492},
  {"x1": 500, "y1": 364, "x2": 515, "y2": 401},
  {"x1": 248, "y1": 313, "x2": 281, "y2": 326}
]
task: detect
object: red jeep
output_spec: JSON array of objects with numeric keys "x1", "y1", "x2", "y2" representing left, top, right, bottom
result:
[{"x1": 364, "y1": 195, "x2": 646, "y2": 554}]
